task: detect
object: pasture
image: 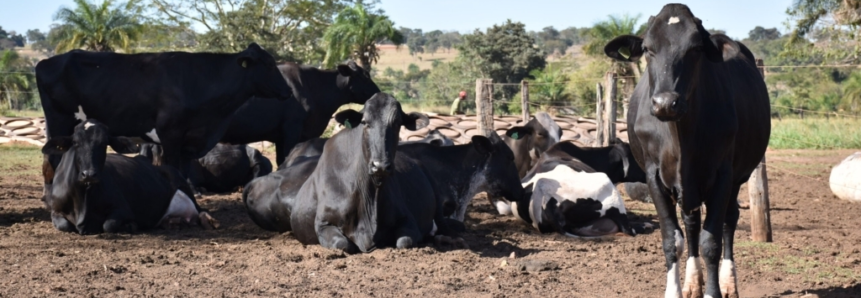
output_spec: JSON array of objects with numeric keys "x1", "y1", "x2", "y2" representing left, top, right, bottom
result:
[
  {"x1": 375, "y1": 45, "x2": 459, "y2": 73},
  {"x1": 1, "y1": 144, "x2": 859, "y2": 297}
]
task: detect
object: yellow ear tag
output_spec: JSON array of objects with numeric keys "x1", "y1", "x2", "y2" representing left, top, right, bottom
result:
[
  {"x1": 242, "y1": 60, "x2": 248, "y2": 68},
  {"x1": 619, "y1": 47, "x2": 631, "y2": 59}
]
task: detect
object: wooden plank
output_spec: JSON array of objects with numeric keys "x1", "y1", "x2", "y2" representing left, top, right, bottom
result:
[
  {"x1": 750, "y1": 58, "x2": 773, "y2": 242},
  {"x1": 603, "y1": 72, "x2": 617, "y2": 146}
]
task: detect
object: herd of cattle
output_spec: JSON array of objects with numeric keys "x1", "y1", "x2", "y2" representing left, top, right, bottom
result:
[{"x1": 27, "y1": 4, "x2": 770, "y2": 298}]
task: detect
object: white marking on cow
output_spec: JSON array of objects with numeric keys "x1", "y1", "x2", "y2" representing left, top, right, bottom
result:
[
  {"x1": 495, "y1": 200, "x2": 512, "y2": 215},
  {"x1": 683, "y1": 256, "x2": 703, "y2": 297},
  {"x1": 704, "y1": 295, "x2": 714, "y2": 298},
  {"x1": 674, "y1": 230, "x2": 685, "y2": 257},
  {"x1": 448, "y1": 163, "x2": 489, "y2": 222},
  {"x1": 520, "y1": 165, "x2": 626, "y2": 232},
  {"x1": 668, "y1": 17, "x2": 680, "y2": 25},
  {"x1": 74, "y1": 105, "x2": 87, "y2": 122},
  {"x1": 146, "y1": 128, "x2": 161, "y2": 144},
  {"x1": 84, "y1": 121, "x2": 96, "y2": 130},
  {"x1": 534, "y1": 112, "x2": 561, "y2": 144},
  {"x1": 158, "y1": 190, "x2": 199, "y2": 225},
  {"x1": 430, "y1": 220, "x2": 438, "y2": 236},
  {"x1": 719, "y1": 259, "x2": 738, "y2": 297},
  {"x1": 666, "y1": 262, "x2": 681, "y2": 298},
  {"x1": 511, "y1": 201, "x2": 523, "y2": 221}
]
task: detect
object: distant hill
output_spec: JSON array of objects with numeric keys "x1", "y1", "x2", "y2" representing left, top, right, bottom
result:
[{"x1": 374, "y1": 44, "x2": 458, "y2": 73}]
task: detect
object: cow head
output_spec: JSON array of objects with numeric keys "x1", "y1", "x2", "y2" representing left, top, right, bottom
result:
[
  {"x1": 503, "y1": 112, "x2": 562, "y2": 177},
  {"x1": 464, "y1": 134, "x2": 524, "y2": 218},
  {"x1": 336, "y1": 60, "x2": 381, "y2": 104},
  {"x1": 238, "y1": 43, "x2": 295, "y2": 101},
  {"x1": 603, "y1": 4, "x2": 740, "y2": 121},
  {"x1": 41, "y1": 120, "x2": 139, "y2": 185},
  {"x1": 334, "y1": 93, "x2": 429, "y2": 186}
]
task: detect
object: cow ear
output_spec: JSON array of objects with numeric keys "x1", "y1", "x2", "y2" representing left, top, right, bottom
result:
[
  {"x1": 402, "y1": 112, "x2": 429, "y2": 131},
  {"x1": 337, "y1": 64, "x2": 353, "y2": 76},
  {"x1": 471, "y1": 136, "x2": 494, "y2": 155},
  {"x1": 334, "y1": 109, "x2": 363, "y2": 128},
  {"x1": 704, "y1": 34, "x2": 740, "y2": 63},
  {"x1": 506, "y1": 126, "x2": 534, "y2": 140},
  {"x1": 237, "y1": 44, "x2": 262, "y2": 68},
  {"x1": 604, "y1": 35, "x2": 644, "y2": 62},
  {"x1": 109, "y1": 137, "x2": 140, "y2": 154},
  {"x1": 42, "y1": 137, "x2": 73, "y2": 155}
]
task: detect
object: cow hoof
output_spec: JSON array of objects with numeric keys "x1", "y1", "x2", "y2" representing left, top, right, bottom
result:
[
  {"x1": 396, "y1": 236, "x2": 413, "y2": 249},
  {"x1": 455, "y1": 237, "x2": 469, "y2": 250},
  {"x1": 332, "y1": 238, "x2": 351, "y2": 251},
  {"x1": 199, "y1": 212, "x2": 220, "y2": 230}
]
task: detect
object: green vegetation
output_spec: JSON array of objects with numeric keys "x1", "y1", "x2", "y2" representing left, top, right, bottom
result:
[
  {"x1": 322, "y1": 2, "x2": 404, "y2": 71},
  {"x1": 0, "y1": 50, "x2": 38, "y2": 112},
  {"x1": 52, "y1": 0, "x2": 144, "y2": 53},
  {"x1": 769, "y1": 118, "x2": 861, "y2": 149},
  {"x1": 0, "y1": 145, "x2": 43, "y2": 178}
]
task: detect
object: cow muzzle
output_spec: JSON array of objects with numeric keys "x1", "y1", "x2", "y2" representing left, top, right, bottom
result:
[
  {"x1": 80, "y1": 170, "x2": 100, "y2": 185},
  {"x1": 651, "y1": 92, "x2": 686, "y2": 121},
  {"x1": 368, "y1": 161, "x2": 391, "y2": 185}
]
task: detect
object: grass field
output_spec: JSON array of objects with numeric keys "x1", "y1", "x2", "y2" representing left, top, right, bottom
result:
[
  {"x1": 374, "y1": 45, "x2": 458, "y2": 73},
  {"x1": 769, "y1": 118, "x2": 861, "y2": 149}
]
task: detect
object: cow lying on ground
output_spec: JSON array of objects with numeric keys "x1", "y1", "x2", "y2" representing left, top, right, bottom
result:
[
  {"x1": 42, "y1": 120, "x2": 218, "y2": 235},
  {"x1": 248, "y1": 130, "x2": 465, "y2": 233},
  {"x1": 37, "y1": 43, "x2": 294, "y2": 192},
  {"x1": 512, "y1": 164, "x2": 635, "y2": 237},
  {"x1": 141, "y1": 143, "x2": 273, "y2": 194},
  {"x1": 397, "y1": 134, "x2": 523, "y2": 222},
  {"x1": 603, "y1": 4, "x2": 770, "y2": 297},
  {"x1": 222, "y1": 61, "x2": 380, "y2": 167},
  {"x1": 502, "y1": 112, "x2": 563, "y2": 178},
  {"x1": 522, "y1": 140, "x2": 647, "y2": 185},
  {"x1": 289, "y1": 93, "x2": 465, "y2": 253}
]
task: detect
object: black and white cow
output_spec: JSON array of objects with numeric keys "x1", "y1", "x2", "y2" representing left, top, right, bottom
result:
[
  {"x1": 290, "y1": 93, "x2": 457, "y2": 253},
  {"x1": 36, "y1": 43, "x2": 294, "y2": 191},
  {"x1": 603, "y1": 4, "x2": 770, "y2": 297},
  {"x1": 41, "y1": 119, "x2": 218, "y2": 235},
  {"x1": 512, "y1": 164, "x2": 635, "y2": 237},
  {"x1": 221, "y1": 61, "x2": 380, "y2": 167},
  {"x1": 502, "y1": 112, "x2": 563, "y2": 178},
  {"x1": 522, "y1": 140, "x2": 647, "y2": 185}
]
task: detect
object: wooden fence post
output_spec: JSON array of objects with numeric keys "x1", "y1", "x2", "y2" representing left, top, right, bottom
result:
[
  {"x1": 749, "y1": 58, "x2": 773, "y2": 242},
  {"x1": 595, "y1": 83, "x2": 604, "y2": 147},
  {"x1": 521, "y1": 80, "x2": 529, "y2": 122},
  {"x1": 476, "y1": 79, "x2": 494, "y2": 137},
  {"x1": 602, "y1": 72, "x2": 617, "y2": 146}
]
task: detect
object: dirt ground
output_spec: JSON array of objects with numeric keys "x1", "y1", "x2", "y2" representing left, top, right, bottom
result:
[{"x1": 1, "y1": 147, "x2": 860, "y2": 298}]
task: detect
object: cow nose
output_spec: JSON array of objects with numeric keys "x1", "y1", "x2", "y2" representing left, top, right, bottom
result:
[
  {"x1": 80, "y1": 170, "x2": 99, "y2": 183},
  {"x1": 369, "y1": 161, "x2": 392, "y2": 176},
  {"x1": 651, "y1": 92, "x2": 682, "y2": 120}
]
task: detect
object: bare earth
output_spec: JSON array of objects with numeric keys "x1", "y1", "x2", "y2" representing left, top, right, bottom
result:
[{"x1": 1, "y1": 148, "x2": 859, "y2": 297}]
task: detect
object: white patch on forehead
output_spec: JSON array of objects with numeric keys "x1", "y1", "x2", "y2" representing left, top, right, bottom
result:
[
  {"x1": 146, "y1": 128, "x2": 161, "y2": 144},
  {"x1": 74, "y1": 105, "x2": 87, "y2": 122},
  {"x1": 668, "y1": 17, "x2": 680, "y2": 25},
  {"x1": 83, "y1": 122, "x2": 96, "y2": 130}
]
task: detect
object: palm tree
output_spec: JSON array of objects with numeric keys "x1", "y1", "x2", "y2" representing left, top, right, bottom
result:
[
  {"x1": 842, "y1": 70, "x2": 861, "y2": 113},
  {"x1": 584, "y1": 14, "x2": 647, "y2": 118},
  {"x1": 53, "y1": 0, "x2": 143, "y2": 53},
  {"x1": 0, "y1": 51, "x2": 33, "y2": 111},
  {"x1": 322, "y1": 2, "x2": 404, "y2": 72}
]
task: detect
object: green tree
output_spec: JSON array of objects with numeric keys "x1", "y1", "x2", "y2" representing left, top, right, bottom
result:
[
  {"x1": 842, "y1": 71, "x2": 861, "y2": 112},
  {"x1": 322, "y1": 2, "x2": 404, "y2": 71},
  {"x1": 529, "y1": 66, "x2": 570, "y2": 107},
  {"x1": 584, "y1": 14, "x2": 646, "y2": 117},
  {"x1": 52, "y1": 0, "x2": 144, "y2": 53},
  {"x1": 0, "y1": 51, "x2": 36, "y2": 111},
  {"x1": 457, "y1": 20, "x2": 545, "y2": 95},
  {"x1": 784, "y1": 0, "x2": 861, "y2": 63}
]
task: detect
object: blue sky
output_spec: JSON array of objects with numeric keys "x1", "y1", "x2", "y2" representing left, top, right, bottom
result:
[{"x1": 2, "y1": 0, "x2": 793, "y2": 40}]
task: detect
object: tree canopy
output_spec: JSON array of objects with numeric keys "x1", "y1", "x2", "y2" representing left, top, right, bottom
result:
[
  {"x1": 52, "y1": 0, "x2": 144, "y2": 53},
  {"x1": 322, "y1": 1, "x2": 404, "y2": 71}
]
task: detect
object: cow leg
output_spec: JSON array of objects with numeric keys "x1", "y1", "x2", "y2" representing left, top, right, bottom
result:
[
  {"x1": 647, "y1": 169, "x2": 684, "y2": 298},
  {"x1": 701, "y1": 166, "x2": 732, "y2": 298},
  {"x1": 317, "y1": 225, "x2": 358, "y2": 253},
  {"x1": 720, "y1": 184, "x2": 742, "y2": 298},
  {"x1": 275, "y1": 130, "x2": 302, "y2": 168},
  {"x1": 682, "y1": 208, "x2": 704, "y2": 298},
  {"x1": 51, "y1": 212, "x2": 76, "y2": 233}
]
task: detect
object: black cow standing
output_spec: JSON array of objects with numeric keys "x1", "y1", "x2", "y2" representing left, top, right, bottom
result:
[
  {"x1": 289, "y1": 93, "x2": 463, "y2": 253},
  {"x1": 41, "y1": 120, "x2": 217, "y2": 235},
  {"x1": 603, "y1": 4, "x2": 770, "y2": 298},
  {"x1": 221, "y1": 61, "x2": 380, "y2": 167},
  {"x1": 36, "y1": 43, "x2": 293, "y2": 193}
]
